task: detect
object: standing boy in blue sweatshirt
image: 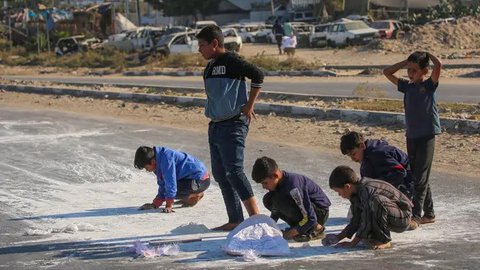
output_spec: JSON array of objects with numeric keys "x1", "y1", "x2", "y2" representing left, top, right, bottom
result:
[
  {"x1": 252, "y1": 156, "x2": 331, "y2": 242},
  {"x1": 134, "y1": 146, "x2": 210, "y2": 213},
  {"x1": 196, "y1": 25, "x2": 264, "y2": 231},
  {"x1": 340, "y1": 131, "x2": 414, "y2": 199}
]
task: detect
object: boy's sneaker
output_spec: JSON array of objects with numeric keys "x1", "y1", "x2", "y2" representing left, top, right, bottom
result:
[
  {"x1": 293, "y1": 224, "x2": 325, "y2": 242},
  {"x1": 420, "y1": 216, "x2": 436, "y2": 224},
  {"x1": 407, "y1": 219, "x2": 419, "y2": 231}
]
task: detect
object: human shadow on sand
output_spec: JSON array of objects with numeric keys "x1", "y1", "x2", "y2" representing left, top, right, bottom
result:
[
  {"x1": 10, "y1": 205, "x2": 187, "y2": 221},
  {"x1": 0, "y1": 231, "x2": 209, "y2": 260}
]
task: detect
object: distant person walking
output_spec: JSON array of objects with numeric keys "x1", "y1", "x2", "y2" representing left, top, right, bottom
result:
[
  {"x1": 283, "y1": 20, "x2": 293, "y2": 37},
  {"x1": 272, "y1": 19, "x2": 285, "y2": 54}
]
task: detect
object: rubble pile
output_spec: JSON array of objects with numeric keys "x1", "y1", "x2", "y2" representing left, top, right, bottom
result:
[{"x1": 366, "y1": 16, "x2": 480, "y2": 53}]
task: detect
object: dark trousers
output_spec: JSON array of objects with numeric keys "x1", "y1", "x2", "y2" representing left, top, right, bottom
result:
[
  {"x1": 407, "y1": 135, "x2": 435, "y2": 219},
  {"x1": 208, "y1": 115, "x2": 254, "y2": 224},
  {"x1": 369, "y1": 195, "x2": 411, "y2": 243},
  {"x1": 263, "y1": 192, "x2": 329, "y2": 232},
  {"x1": 176, "y1": 178, "x2": 210, "y2": 199}
]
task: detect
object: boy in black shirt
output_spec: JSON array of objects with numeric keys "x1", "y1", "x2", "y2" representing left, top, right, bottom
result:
[{"x1": 197, "y1": 25, "x2": 264, "y2": 231}]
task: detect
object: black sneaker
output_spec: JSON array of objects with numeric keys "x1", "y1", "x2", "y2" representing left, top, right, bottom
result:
[{"x1": 293, "y1": 226, "x2": 326, "y2": 242}]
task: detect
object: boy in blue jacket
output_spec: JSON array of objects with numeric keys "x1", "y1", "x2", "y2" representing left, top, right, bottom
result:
[
  {"x1": 134, "y1": 146, "x2": 210, "y2": 213},
  {"x1": 340, "y1": 131, "x2": 413, "y2": 199},
  {"x1": 252, "y1": 156, "x2": 331, "y2": 242}
]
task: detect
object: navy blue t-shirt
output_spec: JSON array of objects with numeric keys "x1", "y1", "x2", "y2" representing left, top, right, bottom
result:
[{"x1": 398, "y1": 77, "x2": 441, "y2": 138}]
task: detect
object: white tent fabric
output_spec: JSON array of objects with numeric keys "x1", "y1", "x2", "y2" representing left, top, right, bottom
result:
[
  {"x1": 114, "y1": 13, "x2": 137, "y2": 33},
  {"x1": 223, "y1": 214, "x2": 290, "y2": 256}
]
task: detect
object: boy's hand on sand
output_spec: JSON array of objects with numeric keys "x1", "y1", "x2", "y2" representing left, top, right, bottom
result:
[
  {"x1": 138, "y1": 203, "x2": 156, "y2": 210},
  {"x1": 322, "y1": 234, "x2": 339, "y2": 246},
  {"x1": 163, "y1": 207, "x2": 175, "y2": 213},
  {"x1": 282, "y1": 228, "x2": 299, "y2": 240}
]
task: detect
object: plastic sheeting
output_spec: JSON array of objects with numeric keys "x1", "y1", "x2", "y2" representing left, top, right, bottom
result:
[
  {"x1": 130, "y1": 240, "x2": 180, "y2": 258},
  {"x1": 223, "y1": 214, "x2": 290, "y2": 256}
]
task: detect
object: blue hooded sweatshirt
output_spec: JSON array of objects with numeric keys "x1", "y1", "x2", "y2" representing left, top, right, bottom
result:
[{"x1": 154, "y1": 147, "x2": 207, "y2": 200}]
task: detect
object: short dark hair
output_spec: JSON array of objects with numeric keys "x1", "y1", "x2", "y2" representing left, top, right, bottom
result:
[
  {"x1": 196, "y1": 24, "x2": 224, "y2": 47},
  {"x1": 340, "y1": 131, "x2": 364, "y2": 155},
  {"x1": 329, "y1": 165, "x2": 359, "y2": 188},
  {"x1": 407, "y1": 51, "x2": 430, "y2": 69},
  {"x1": 252, "y1": 156, "x2": 279, "y2": 183},
  {"x1": 134, "y1": 146, "x2": 155, "y2": 169}
]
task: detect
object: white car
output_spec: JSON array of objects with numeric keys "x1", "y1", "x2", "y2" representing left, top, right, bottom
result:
[
  {"x1": 254, "y1": 24, "x2": 275, "y2": 43},
  {"x1": 222, "y1": 28, "x2": 242, "y2": 52},
  {"x1": 309, "y1": 23, "x2": 331, "y2": 47},
  {"x1": 155, "y1": 31, "x2": 198, "y2": 57},
  {"x1": 237, "y1": 23, "x2": 265, "y2": 43},
  {"x1": 326, "y1": 19, "x2": 378, "y2": 47}
]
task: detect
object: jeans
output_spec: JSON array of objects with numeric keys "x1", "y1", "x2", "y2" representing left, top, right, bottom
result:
[
  {"x1": 175, "y1": 178, "x2": 210, "y2": 199},
  {"x1": 263, "y1": 191, "x2": 329, "y2": 232},
  {"x1": 208, "y1": 114, "x2": 254, "y2": 224},
  {"x1": 407, "y1": 135, "x2": 435, "y2": 219}
]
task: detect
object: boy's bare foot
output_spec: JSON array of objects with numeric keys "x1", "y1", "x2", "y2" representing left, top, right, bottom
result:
[
  {"x1": 373, "y1": 241, "x2": 392, "y2": 250},
  {"x1": 212, "y1": 222, "x2": 239, "y2": 231},
  {"x1": 407, "y1": 219, "x2": 419, "y2": 230},
  {"x1": 181, "y1": 192, "x2": 204, "y2": 207},
  {"x1": 365, "y1": 240, "x2": 392, "y2": 250},
  {"x1": 420, "y1": 216, "x2": 436, "y2": 224}
]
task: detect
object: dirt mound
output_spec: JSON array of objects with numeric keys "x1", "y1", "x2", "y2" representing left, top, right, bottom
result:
[{"x1": 366, "y1": 16, "x2": 480, "y2": 53}]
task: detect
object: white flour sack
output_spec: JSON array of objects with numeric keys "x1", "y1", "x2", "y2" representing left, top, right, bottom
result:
[{"x1": 223, "y1": 214, "x2": 290, "y2": 256}]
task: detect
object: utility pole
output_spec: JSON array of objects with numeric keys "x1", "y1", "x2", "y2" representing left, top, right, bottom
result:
[
  {"x1": 404, "y1": 0, "x2": 409, "y2": 18},
  {"x1": 271, "y1": 0, "x2": 275, "y2": 15},
  {"x1": 136, "y1": 0, "x2": 140, "y2": 26},
  {"x1": 125, "y1": 0, "x2": 129, "y2": 21}
]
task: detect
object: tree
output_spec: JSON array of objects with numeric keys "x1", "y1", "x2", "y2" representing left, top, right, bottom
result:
[{"x1": 145, "y1": 0, "x2": 221, "y2": 21}]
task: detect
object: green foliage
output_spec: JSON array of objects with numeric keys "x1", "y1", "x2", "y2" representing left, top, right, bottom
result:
[
  {"x1": 249, "y1": 55, "x2": 314, "y2": 71},
  {"x1": 0, "y1": 38, "x2": 11, "y2": 51},
  {"x1": 411, "y1": 0, "x2": 480, "y2": 24},
  {"x1": 49, "y1": 47, "x2": 127, "y2": 69},
  {"x1": 149, "y1": 53, "x2": 207, "y2": 68}
]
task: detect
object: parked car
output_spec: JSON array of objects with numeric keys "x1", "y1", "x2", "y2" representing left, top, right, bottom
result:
[
  {"x1": 309, "y1": 23, "x2": 331, "y2": 47},
  {"x1": 345, "y1": 14, "x2": 374, "y2": 24},
  {"x1": 238, "y1": 23, "x2": 265, "y2": 43},
  {"x1": 103, "y1": 26, "x2": 164, "y2": 52},
  {"x1": 222, "y1": 27, "x2": 242, "y2": 52},
  {"x1": 155, "y1": 31, "x2": 198, "y2": 57},
  {"x1": 55, "y1": 35, "x2": 101, "y2": 56},
  {"x1": 254, "y1": 24, "x2": 275, "y2": 43},
  {"x1": 370, "y1": 20, "x2": 404, "y2": 39},
  {"x1": 192, "y1": 20, "x2": 217, "y2": 32},
  {"x1": 291, "y1": 10, "x2": 318, "y2": 23},
  {"x1": 326, "y1": 19, "x2": 378, "y2": 47}
]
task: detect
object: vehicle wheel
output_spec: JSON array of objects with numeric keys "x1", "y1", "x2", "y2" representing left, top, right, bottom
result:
[
  {"x1": 246, "y1": 37, "x2": 251, "y2": 43},
  {"x1": 327, "y1": 40, "x2": 336, "y2": 48},
  {"x1": 345, "y1": 38, "x2": 352, "y2": 47}
]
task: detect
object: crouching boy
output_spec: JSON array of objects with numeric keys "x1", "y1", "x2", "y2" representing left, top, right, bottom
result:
[
  {"x1": 252, "y1": 156, "x2": 331, "y2": 242},
  {"x1": 324, "y1": 166, "x2": 418, "y2": 250},
  {"x1": 134, "y1": 146, "x2": 210, "y2": 213}
]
